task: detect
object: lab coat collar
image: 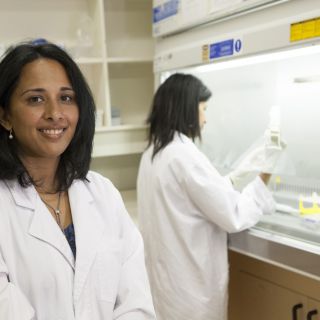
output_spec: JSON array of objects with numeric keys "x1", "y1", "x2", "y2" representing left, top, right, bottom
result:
[
  {"x1": 173, "y1": 131, "x2": 194, "y2": 145},
  {"x1": 30, "y1": 198, "x2": 76, "y2": 269},
  {"x1": 6, "y1": 177, "x2": 107, "y2": 302},
  {"x1": 5, "y1": 179, "x2": 37, "y2": 210},
  {"x1": 5, "y1": 179, "x2": 76, "y2": 269}
]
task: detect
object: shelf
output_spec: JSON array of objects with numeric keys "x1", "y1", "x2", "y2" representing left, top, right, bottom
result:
[
  {"x1": 107, "y1": 57, "x2": 153, "y2": 64},
  {"x1": 95, "y1": 124, "x2": 148, "y2": 132},
  {"x1": 75, "y1": 57, "x2": 105, "y2": 64},
  {"x1": 108, "y1": 63, "x2": 154, "y2": 125},
  {"x1": 92, "y1": 144, "x2": 146, "y2": 158},
  {"x1": 102, "y1": 0, "x2": 154, "y2": 129},
  {"x1": 78, "y1": 63, "x2": 107, "y2": 115},
  {"x1": 92, "y1": 125, "x2": 148, "y2": 158}
]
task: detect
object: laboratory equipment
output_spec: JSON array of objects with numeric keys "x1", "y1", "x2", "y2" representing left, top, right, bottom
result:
[
  {"x1": 174, "y1": 44, "x2": 320, "y2": 247},
  {"x1": 153, "y1": 0, "x2": 320, "y2": 276}
]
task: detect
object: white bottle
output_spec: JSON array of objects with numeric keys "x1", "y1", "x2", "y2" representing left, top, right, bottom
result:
[{"x1": 265, "y1": 105, "x2": 282, "y2": 149}]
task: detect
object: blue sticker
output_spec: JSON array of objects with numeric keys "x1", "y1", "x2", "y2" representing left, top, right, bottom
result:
[
  {"x1": 209, "y1": 39, "x2": 242, "y2": 59},
  {"x1": 153, "y1": 0, "x2": 179, "y2": 23},
  {"x1": 210, "y1": 39, "x2": 234, "y2": 59}
]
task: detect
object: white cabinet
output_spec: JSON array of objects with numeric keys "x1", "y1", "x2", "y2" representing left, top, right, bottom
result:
[
  {"x1": 104, "y1": 0, "x2": 154, "y2": 129},
  {"x1": 100, "y1": 0, "x2": 154, "y2": 200},
  {"x1": 0, "y1": 0, "x2": 154, "y2": 159}
]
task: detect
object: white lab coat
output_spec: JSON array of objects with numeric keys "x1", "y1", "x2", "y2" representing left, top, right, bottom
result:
[
  {"x1": 0, "y1": 171, "x2": 156, "y2": 320},
  {"x1": 137, "y1": 132, "x2": 275, "y2": 320}
]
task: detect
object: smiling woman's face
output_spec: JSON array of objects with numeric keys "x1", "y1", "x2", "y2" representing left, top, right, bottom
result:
[{"x1": 2, "y1": 58, "x2": 79, "y2": 163}]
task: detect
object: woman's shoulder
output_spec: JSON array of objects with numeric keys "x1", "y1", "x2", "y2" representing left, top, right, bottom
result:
[
  {"x1": 0, "y1": 179, "x2": 17, "y2": 200},
  {"x1": 0, "y1": 180, "x2": 9, "y2": 201},
  {"x1": 0, "y1": 179, "x2": 6, "y2": 188},
  {"x1": 166, "y1": 134, "x2": 203, "y2": 162},
  {"x1": 86, "y1": 170, "x2": 112, "y2": 184},
  {"x1": 84, "y1": 171, "x2": 119, "y2": 196},
  {"x1": 81, "y1": 171, "x2": 136, "y2": 233}
]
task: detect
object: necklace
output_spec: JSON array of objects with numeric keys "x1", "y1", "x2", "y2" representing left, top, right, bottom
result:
[{"x1": 40, "y1": 192, "x2": 63, "y2": 231}]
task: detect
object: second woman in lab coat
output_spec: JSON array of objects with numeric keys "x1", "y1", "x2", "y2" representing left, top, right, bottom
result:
[
  {"x1": 0, "y1": 41, "x2": 156, "y2": 319},
  {"x1": 137, "y1": 73, "x2": 278, "y2": 320}
]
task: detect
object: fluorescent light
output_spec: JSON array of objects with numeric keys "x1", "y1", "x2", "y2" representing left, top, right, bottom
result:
[{"x1": 294, "y1": 75, "x2": 320, "y2": 83}]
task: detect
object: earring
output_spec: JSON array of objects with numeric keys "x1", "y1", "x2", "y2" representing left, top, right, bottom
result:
[{"x1": 9, "y1": 129, "x2": 13, "y2": 140}]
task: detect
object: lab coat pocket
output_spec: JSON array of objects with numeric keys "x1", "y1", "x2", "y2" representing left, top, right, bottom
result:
[{"x1": 96, "y1": 244, "x2": 122, "y2": 303}]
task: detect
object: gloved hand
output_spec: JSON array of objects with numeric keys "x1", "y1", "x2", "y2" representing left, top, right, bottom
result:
[{"x1": 228, "y1": 132, "x2": 286, "y2": 186}]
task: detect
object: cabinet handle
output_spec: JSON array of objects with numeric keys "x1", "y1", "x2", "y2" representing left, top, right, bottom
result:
[
  {"x1": 307, "y1": 309, "x2": 318, "y2": 320},
  {"x1": 292, "y1": 303, "x2": 303, "y2": 320}
]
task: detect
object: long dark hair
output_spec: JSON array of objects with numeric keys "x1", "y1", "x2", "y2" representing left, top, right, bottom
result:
[
  {"x1": 147, "y1": 73, "x2": 212, "y2": 159},
  {"x1": 0, "y1": 41, "x2": 96, "y2": 191}
]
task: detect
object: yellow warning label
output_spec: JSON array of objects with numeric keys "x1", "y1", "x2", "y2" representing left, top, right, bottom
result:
[
  {"x1": 202, "y1": 45, "x2": 209, "y2": 62},
  {"x1": 290, "y1": 17, "x2": 320, "y2": 42}
]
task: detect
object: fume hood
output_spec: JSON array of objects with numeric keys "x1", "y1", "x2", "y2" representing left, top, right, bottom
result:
[{"x1": 153, "y1": 0, "x2": 320, "y2": 277}]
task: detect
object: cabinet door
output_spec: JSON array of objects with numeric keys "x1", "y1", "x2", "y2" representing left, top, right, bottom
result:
[
  {"x1": 229, "y1": 271, "x2": 307, "y2": 320},
  {"x1": 306, "y1": 299, "x2": 320, "y2": 320}
]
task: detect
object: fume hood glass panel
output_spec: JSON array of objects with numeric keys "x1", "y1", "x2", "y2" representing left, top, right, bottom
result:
[{"x1": 163, "y1": 44, "x2": 320, "y2": 247}]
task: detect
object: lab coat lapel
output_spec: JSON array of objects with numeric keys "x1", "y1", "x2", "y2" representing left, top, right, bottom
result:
[
  {"x1": 29, "y1": 200, "x2": 75, "y2": 268},
  {"x1": 68, "y1": 179, "x2": 105, "y2": 302},
  {"x1": 7, "y1": 180, "x2": 75, "y2": 268}
]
